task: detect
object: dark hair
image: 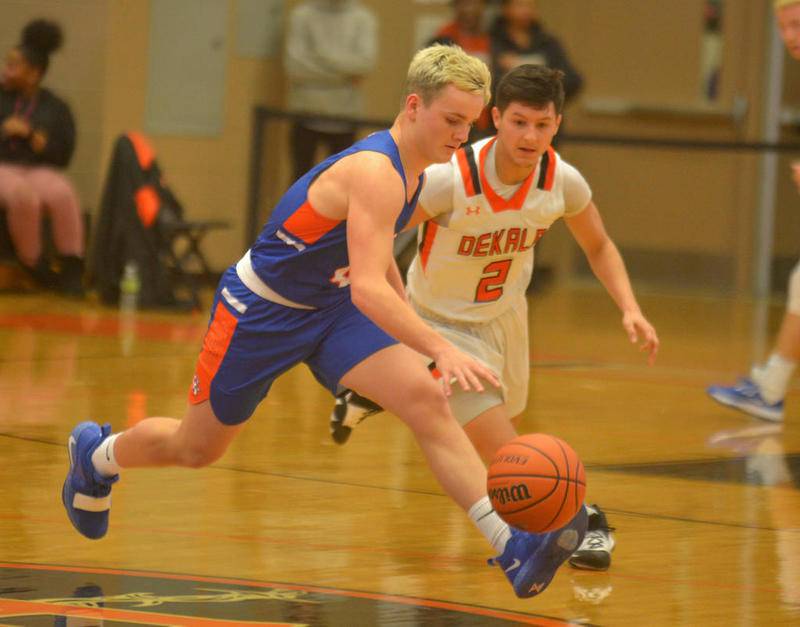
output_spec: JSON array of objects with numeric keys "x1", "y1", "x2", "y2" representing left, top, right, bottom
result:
[
  {"x1": 495, "y1": 64, "x2": 565, "y2": 114},
  {"x1": 18, "y1": 19, "x2": 63, "y2": 75}
]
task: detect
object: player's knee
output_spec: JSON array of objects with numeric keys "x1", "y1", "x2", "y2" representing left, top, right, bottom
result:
[
  {"x1": 179, "y1": 443, "x2": 224, "y2": 468},
  {"x1": 400, "y1": 380, "x2": 454, "y2": 431},
  {"x1": 787, "y1": 262, "x2": 800, "y2": 315}
]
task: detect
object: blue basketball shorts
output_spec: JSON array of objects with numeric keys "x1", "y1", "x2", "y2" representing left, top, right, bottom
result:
[{"x1": 189, "y1": 266, "x2": 398, "y2": 425}]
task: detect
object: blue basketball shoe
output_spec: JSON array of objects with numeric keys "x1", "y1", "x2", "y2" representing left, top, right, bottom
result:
[
  {"x1": 62, "y1": 421, "x2": 118, "y2": 539},
  {"x1": 707, "y1": 378, "x2": 784, "y2": 422},
  {"x1": 489, "y1": 506, "x2": 588, "y2": 598}
]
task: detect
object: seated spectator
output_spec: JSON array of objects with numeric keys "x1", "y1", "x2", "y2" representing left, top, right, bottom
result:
[
  {"x1": 0, "y1": 19, "x2": 84, "y2": 295},
  {"x1": 490, "y1": 0, "x2": 583, "y2": 105}
]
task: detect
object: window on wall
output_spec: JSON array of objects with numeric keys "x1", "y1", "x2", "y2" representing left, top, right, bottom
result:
[{"x1": 145, "y1": 0, "x2": 227, "y2": 136}]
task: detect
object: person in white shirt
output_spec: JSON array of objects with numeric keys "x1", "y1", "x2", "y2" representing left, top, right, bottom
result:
[
  {"x1": 283, "y1": 0, "x2": 378, "y2": 181},
  {"x1": 330, "y1": 63, "x2": 659, "y2": 571}
]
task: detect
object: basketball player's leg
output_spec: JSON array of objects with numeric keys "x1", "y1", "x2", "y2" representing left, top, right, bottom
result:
[
  {"x1": 62, "y1": 267, "x2": 309, "y2": 539},
  {"x1": 104, "y1": 401, "x2": 244, "y2": 469},
  {"x1": 309, "y1": 301, "x2": 491, "y2": 509},
  {"x1": 103, "y1": 272, "x2": 290, "y2": 471},
  {"x1": 450, "y1": 303, "x2": 527, "y2": 463},
  {"x1": 448, "y1": 321, "x2": 616, "y2": 572},
  {"x1": 707, "y1": 260, "x2": 800, "y2": 421},
  {"x1": 328, "y1": 312, "x2": 508, "y2": 444},
  {"x1": 463, "y1": 404, "x2": 519, "y2": 463},
  {"x1": 62, "y1": 399, "x2": 245, "y2": 541},
  {"x1": 337, "y1": 343, "x2": 524, "y2": 568},
  {"x1": 315, "y1": 309, "x2": 587, "y2": 597},
  {"x1": 751, "y1": 269, "x2": 800, "y2": 403},
  {"x1": 745, "y1": 309, "x2": 800, "y2": 411},
  {"x1": 340, "y1": 343, "x2": 488, "y2": 511}
]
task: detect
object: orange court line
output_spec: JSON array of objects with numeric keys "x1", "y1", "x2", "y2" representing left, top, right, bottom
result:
[
  {"x1": 0, "y1": 598, "x2": 290, "y2": 626},
  {"x1": 0, "y1": 563, "x2": 569, "y2": 626},
  {"x1": 0, "y1": 312, "x2": 204, "y2": 344}
]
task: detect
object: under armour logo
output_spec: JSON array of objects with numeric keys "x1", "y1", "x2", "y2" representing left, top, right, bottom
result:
[
  {"x1": 465, "y1": 205, "x2": 481, "y2": 216},
  {"x1": 192, "y1": 375, "x2": 201, "y2": 397}
]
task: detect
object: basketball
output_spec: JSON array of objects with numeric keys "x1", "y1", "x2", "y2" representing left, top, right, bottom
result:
[{"x1": 487, "y1": 433, "x2": 586, "y2": 534}]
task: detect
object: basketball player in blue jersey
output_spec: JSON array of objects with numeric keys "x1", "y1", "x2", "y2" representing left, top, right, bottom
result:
[
  {"x1": 329, "y1": 64, "x2": 660, "y2": 571},
  {"x1": 61, "y1": 45, "x2": 587, "y2": 599}
]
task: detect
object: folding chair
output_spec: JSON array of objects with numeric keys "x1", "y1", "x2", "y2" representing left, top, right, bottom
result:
[{"x1": 91, "y1": 132, "x2": 229, "y2": 309}]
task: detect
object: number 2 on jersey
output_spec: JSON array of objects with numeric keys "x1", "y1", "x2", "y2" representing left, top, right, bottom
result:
[{"x1": 475, "y1": 259, "x2": 512, "y2": 302}]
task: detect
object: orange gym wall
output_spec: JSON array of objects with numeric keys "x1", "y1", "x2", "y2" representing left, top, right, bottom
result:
[{"x1": 2, "y1": 0, "x2": 799, "y2": 292}]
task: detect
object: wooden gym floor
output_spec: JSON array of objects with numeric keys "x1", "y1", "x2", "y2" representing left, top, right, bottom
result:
[{"x1": 0, "y1": 283, "x2": 798, "y2": 625}]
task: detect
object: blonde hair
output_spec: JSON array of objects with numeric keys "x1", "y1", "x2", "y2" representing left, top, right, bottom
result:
[
  {"x1": 776, "y1": 0, "x2": 800, "y2": 9},
  {"x1": 405, "y1": 44, "x2": 491, "y2": 105}
]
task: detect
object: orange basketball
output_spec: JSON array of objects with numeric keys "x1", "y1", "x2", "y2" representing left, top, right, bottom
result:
[{"x1": 487, "y1": 433, "x2": 586, "y2": 534}]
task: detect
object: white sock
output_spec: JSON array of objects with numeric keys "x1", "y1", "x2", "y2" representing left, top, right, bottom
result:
[
  {"x1": 91, "y1": 433, "x2": 122, "y2": 477},
  {"x1": 468, "y1": 496, "x2": 512, "y2": 555},
  {"x1": 751, "y1": 353, "x2": 795, "y2": 404}
]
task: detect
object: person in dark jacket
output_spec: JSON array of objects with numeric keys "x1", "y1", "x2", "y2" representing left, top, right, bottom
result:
[
  {"x1": 488, "y1": 0, "x2": 583, "y2": 290},
  {"x1": 0, "y1": 19, "x2": 84, "y2": 294},
  {"x1": 490, "y1": 0, "x2": 583, "y2": 105}
]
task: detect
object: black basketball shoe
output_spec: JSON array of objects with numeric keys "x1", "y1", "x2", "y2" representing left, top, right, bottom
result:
[
  {"x1": 568, "y1": 504, "x2": 615, "y2": 571},
  {"x1": 329, "y1": 389, "x2": 384, "y2": 444}
]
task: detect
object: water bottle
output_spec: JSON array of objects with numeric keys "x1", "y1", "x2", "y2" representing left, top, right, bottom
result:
[
  {"x1": 119, "y1": 261, "x2": 140, "y2": 355},
  {"x1": 119, "y1": 261, "x2": 141, "y2": 309}
]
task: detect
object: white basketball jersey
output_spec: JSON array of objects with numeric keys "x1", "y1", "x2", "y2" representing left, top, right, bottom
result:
[{"x1": 407, "y1": 136, "x2": 569, "y2": 323}]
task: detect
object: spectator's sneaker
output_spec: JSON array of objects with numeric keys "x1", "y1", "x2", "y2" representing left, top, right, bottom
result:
[
  {"x1": 329, "y1": 389, "x2": 384, "y2": 444},
  {"x1": 489, "y1": 506, "x2": 588, "y2": 598},
  {"x1": 62, "y1": 421, "x2": 118, "y2": 539},
  {"x1": 569, "y1": 504, "x2": 615, "y2": 571},
  {"x1": 707, "y1": 378, "x2": 784, "y2": 422}
]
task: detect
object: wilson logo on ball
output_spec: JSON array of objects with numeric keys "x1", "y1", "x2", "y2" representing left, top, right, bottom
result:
[
  {"x1": 487, "y1": 433, "x2": 586, "y2": 533},
  {"x1": 488, "y1": 483, "x2": 531, "y2": 505},
  {"x1": 493, "y1": 454, "x2": 529, "y2": 466}
]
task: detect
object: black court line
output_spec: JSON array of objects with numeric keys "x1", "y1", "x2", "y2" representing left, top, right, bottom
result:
[
  {"x1": 0, "y1": 431, "x2": 62, "y2": 448},
  {"x1": 4, "y1": 431, "x2": 795, "y2": 533},
  {"x1": 595, "y1": 507, "x2": 793, "y2": 533},
  {"x1": 531, "y1": 360, "x2": 603, "y2": 369}
]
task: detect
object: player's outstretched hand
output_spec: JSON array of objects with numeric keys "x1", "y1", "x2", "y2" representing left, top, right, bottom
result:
[
  {"x1": 433, "y1": 345, "x2": 500, "y2": 396},
  {"x1": 622, "y1": 311, "x2": 659, "y2": 366}
]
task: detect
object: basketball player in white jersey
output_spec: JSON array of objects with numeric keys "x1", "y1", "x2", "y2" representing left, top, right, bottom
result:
[{"x1": 330, "y1": 64, "x2": 660, "y2": 571}]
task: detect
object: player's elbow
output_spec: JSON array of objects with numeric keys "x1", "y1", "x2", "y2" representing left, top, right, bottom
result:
[
  {"x1": 348, "y1": 278, "x2": 375, "y2": 314},
  {"x1": 583, "y1": 236, "x2": 613, "y2": 263}
]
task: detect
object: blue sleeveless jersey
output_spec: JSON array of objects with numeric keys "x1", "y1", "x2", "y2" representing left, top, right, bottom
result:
[{"x1": 249, "y1": 130, "x2": 422, "y2": 308}]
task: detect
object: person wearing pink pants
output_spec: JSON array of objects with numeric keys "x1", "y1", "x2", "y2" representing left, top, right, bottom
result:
[{"x1": 0, "y1": 19, "x2": 83, "y2": 295}]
